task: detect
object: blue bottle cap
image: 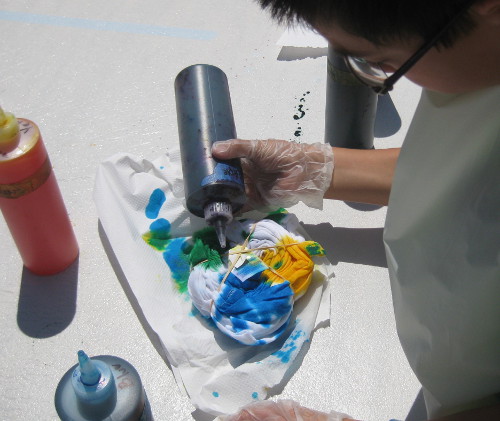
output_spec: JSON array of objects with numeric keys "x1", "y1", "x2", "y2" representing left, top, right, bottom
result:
[{"x1": 71, "y1": 350, "x2": 116, "y2": 406}]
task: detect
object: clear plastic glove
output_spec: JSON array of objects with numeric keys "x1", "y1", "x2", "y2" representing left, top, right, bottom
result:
[
  {"x1": 218, "y1": 399, "x2": 353, "y2": 421},
  {"x1": 211, "y1": 139, "x2": 334, "y2": 211}
]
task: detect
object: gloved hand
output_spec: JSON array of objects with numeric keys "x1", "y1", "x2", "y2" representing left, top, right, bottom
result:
[
  {"x1": 211, "y1": 139, "x2": 334, "y2": 211},
  {"x1": 218, "y1": 399, "x2": 354, "y2": 421}
]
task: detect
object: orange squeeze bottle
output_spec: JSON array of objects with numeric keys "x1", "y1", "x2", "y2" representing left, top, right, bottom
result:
[{"x1": 0, "y1": 106, "x2": 78, "y2": 275}]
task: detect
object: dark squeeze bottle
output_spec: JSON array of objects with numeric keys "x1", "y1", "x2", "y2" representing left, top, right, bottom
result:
[
  {"x1": 174, "y1": 64, "x2": 246, "y2": 248},
  {"x1": 324, "y1": 45, "x2": 377, "y2": 149}
]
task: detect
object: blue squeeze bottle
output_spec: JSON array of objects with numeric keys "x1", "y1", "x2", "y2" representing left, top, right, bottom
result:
[{"x1": 55, "y1": 350, "x2": 152, "y2": 420}]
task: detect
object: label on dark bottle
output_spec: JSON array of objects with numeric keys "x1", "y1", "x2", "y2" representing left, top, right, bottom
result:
[{"x1": 201, "y1": 162, "x2": 244, "y2": 186}]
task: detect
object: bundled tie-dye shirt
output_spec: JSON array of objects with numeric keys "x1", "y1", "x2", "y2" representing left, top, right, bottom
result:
[{"x1": 187, "y1": 210, "x2": 325, "y2": 345}]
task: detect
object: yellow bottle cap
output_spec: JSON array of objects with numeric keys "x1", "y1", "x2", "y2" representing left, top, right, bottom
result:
[{"x1": 0, "y1": 106, "x2": 21, "y2": 154}]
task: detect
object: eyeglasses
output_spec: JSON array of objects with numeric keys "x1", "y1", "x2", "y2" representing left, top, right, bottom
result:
[{"x1": 345, "y1": 0, "x2": 476, "y2": 95}]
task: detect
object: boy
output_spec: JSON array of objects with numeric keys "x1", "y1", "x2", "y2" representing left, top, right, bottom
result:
[{"x1": 213, "y1": 0, "x2": 500, "y2": 420}]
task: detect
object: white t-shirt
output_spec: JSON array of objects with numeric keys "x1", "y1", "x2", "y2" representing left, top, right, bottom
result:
[{"x1": 384, "y1": 86, "x2": 500, "y2": 418}]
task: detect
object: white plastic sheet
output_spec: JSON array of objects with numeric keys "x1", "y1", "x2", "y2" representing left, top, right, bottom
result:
[{"x1": 93, "y1": 150, "x2": 332, "y2": 416}]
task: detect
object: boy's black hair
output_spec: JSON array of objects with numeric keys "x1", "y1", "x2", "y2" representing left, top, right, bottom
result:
[{"x1": 258, "y1": 0, "x2": 477, "y2": 48}]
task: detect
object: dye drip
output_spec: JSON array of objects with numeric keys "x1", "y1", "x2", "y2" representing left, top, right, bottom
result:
[
  {"x1": 175, "y1": 64, "x2": 246, "y2": 248},
  {"x1": 292, "y1": 91, "x2": 310, "y2": 139},
  {"x1": 55, "y1": 350, "x2": 152, "y2": 421}
]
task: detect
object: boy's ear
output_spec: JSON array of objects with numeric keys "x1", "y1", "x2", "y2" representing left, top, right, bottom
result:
[{"x1": 473, "y1": 0, "x2": 500, "y2": 24}]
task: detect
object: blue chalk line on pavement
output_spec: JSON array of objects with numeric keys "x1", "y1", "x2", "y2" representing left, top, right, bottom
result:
[{"x1": 0, "y1": 10, "x2": 216, "y2": 40}]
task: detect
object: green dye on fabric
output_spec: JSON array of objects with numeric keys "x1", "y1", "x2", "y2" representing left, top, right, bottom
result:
[
  {"x1": 189, "y1": 238, "x2": 223, "y2": 270},
  {"x1": 265, "y1": 208, "x2": 288, "y2": 224},
  {"x1": 192, "y1": 226, "x2": 226, "y2": 254},
  {"x1": 305, "y1": 242, "x2": 325, "y2": 256},
  {"x1": 143, "y1": 221, "x2": 227, "y2": 294}
]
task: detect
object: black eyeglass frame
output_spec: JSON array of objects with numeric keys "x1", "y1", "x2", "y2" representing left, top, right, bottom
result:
[{"x1": 345, "y1": 0, "x2": 476, "y2": 95}]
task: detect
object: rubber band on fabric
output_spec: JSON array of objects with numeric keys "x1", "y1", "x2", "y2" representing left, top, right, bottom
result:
[{"x1": 187, "y1": 211, "x2": 325, "y2": 345}]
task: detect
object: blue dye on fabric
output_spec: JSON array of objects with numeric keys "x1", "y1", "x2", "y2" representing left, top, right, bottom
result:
[
  {"x1": 232, "y1": 317, "x2": 249, "y2": 332},
  {"x1": 145, "y1": 188, "x2": 166, "y2": 219},
  {"x1": 231, "y1": 255, "x2": 268, "y2": 282},
  {"x1": 252, "y1": 392, "x2": 258, "y2": 399},
  {"x1": 215, "y1": 273, "x2": 293, "y2": 324},
  {"x1": 212, "y1": 392, "x2": 219, "y2": 398},
  {"x1": 263, "y1": 320, "x2": 290, "y2": 343},
  {"x1": 210, "y1": 270, "x2": 294, "y2": 345}
]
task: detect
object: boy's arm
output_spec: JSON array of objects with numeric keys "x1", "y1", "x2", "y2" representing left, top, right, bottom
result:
[
  {"x1": 325, "y1": 147, "x2": 400, "y2": 206},
  {"x1": 429, "y1": 401, "x2": 500, "y2": 421},
  {"x1": 211, "y1": 139, "x2": 400, "y2": 209}
]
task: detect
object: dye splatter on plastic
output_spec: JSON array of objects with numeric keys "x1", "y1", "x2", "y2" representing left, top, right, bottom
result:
[
  {"x1": 143, "y1": 218, "x2": 171, "y2": 250},
  {"x1": 272, "y1": 329, "x2": 305, "y2": 363},
  {"x1": 145, "y1": 188, "x2": 166, "y2": 219},
  {"x1": 163, "y1": 238, "x2": 191, "y2": 294},
  {"x1": 142, "y1": 211, "x2": 191, "y2": 294}
]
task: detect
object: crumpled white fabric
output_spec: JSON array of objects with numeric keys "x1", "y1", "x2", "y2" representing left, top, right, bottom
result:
[
  {"x1": 188, "y1": 260, "x2": 226, "y2": 318},
  {"x1": 93, "y1": 149, "x2": 333, "y2": 416},
  {"x1": 186, "y1": 215, "x2": 324, "y2": 346}
]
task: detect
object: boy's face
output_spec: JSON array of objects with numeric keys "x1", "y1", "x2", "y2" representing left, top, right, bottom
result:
[{"x1": 315, "y1": 19, "x2": 493, "y2": 94}]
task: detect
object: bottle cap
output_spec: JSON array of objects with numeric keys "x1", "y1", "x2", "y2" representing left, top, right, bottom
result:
[
  {"x1": 71, "y1": 350, "x2": 117, "y2": 419},
  {"x1": 0, "y1": 106, "x2": 21, "y2": 154}
]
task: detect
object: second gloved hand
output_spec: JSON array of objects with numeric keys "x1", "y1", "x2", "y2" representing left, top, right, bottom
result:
[
  {"x1": 211, "y1": 139, "x2": 334, "y2": 210},
  {"x1": 218, "y1": 399, "x2": 353, "y2": 421}
]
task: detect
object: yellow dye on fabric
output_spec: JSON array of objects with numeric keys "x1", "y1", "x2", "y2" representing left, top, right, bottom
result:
[{"x1": 260, "y1": 235, "x2": 325, "y2": 299}]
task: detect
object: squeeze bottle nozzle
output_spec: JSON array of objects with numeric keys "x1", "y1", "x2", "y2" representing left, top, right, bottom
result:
[
  {"x1": 214, "y1": 218, "x2": 228, "y2": 249},
  {"x1": 0, "y1": 106, "x2": 21, "y2": 154},
  {"x1": 204, "y1": 201, "x2": 233, "y2": 249},
  {"x1": 71, "y1": 350, "x2": 116, "y2": 414},
  {"x1": 77, "y1": 350, "x2": 104, "y2": 386}
]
